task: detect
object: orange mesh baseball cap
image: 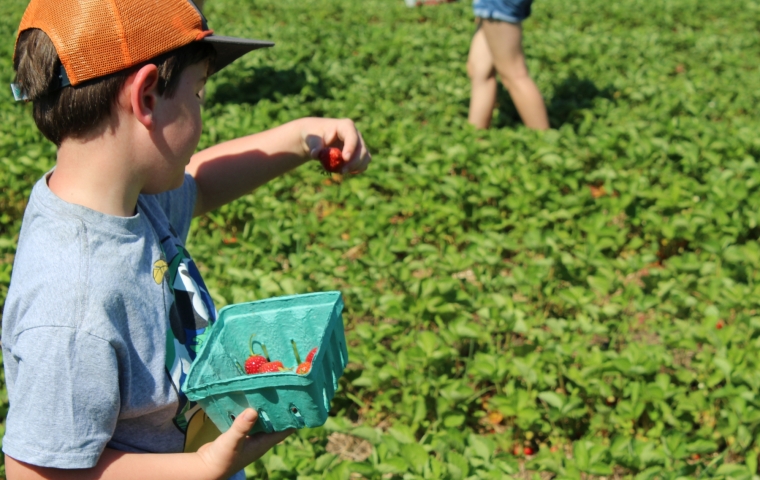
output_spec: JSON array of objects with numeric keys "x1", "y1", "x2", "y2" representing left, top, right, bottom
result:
[{"x1": 14, "y1": 0, "x2": 273, "y2": 87}]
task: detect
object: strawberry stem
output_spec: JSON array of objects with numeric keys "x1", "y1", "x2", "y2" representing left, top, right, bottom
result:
[
  {"x1": 291, "y1": 339, "x2": 301, "y2": 364},
  {"x1": 249, "y1": 333, "x2": 256, "y2": 356},
  {"x1": 249, "y1": 334, "x2": 270, "y2": 361}
]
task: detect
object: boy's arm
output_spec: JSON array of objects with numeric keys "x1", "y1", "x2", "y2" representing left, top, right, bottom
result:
[
  {"x1": 186, "y1": 117, "x2": 371, "y2": 217},
  {"x1": 5, "y1": 409, "x2": 292, "y2": 480}
]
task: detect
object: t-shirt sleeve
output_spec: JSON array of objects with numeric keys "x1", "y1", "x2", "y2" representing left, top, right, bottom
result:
[
  {"x1": 2, "y1": 326, "x2": 120, "y2": 469},
  {"x1": 150, "y1": 173, "x2": 198, "y2": 242}
]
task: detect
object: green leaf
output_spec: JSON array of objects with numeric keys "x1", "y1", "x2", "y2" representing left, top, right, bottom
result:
[
  {"x1": 388, "y1": 425, "x2": 417, "y2": 444},
  {"x1": 345, "y1": 461, "x2": 376, "y2": 477},
  {"x1": 574, "y1": 441, "x2": 590, "y2": 472},
  {"x1": 451, "y1": 320, "x2": 481, "y2": 339},
  {"x1": 468, "y1": 433, "x2": 494, "y2": 461},
  {"x1": 443, "y1": 412, "x2": 466, "y2": 428},
  {"x1": 588, "y1": 463, "x2": 614, "y2": 475},
  {"x1": 400, "y1": 443, "x2": 428, "y2": 474},
  {"x1": 686, "y1": 440, "x2": 719, "y2": 454},
  {"x1": 265, "y1": 454, "x2": 289, "y2": 472},
  {"x1": 713, "y1": 357, "x2": 732, "y2": 379},
  {"x1": 715, "y1": 463, "x2": 749, "y2": 476},
  {"x1": 314, "y1": 453, "x2": 338, "y2": 472},
  {"x1": 349, "y1": 426, "x2": 381, "y2": 445},
  {"x1": 376, "y1": 456, "x2": 409, "y2": 475},
  {"x1": 538, "y1": 391, "x2": 565, "y2": 409},
  {"x1": 746, "y1": 450, "x2": 757, "y2": 474},
  {"x1": 446, "y1": 451, "x2": 469, "y2": 480}
]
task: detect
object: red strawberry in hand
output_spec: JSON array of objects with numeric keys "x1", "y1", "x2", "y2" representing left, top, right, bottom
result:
[
  {"x1": 318, "y1": 147, "x2": 345, "y2": 173},
  {"x1": 258, "y1": 361, "x2": 286, "y2": 373},
  {"x1": 305, "y1": 348, "x2": 318, "y2": 363},
  {"x1": 296, "y1": 362, "x2": 312, "y2": 374},
  {"x1": 244, "y1": 354, "x2": 267, "y2": 374}
]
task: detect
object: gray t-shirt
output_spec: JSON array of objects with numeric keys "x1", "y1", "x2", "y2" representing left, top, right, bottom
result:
[{"x1": 2, "y1": 173, "x2": 243, "y2": 479}]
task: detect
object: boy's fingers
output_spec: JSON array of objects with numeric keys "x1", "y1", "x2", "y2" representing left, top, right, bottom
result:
[
  {"x1": 345, "y1": 132, "x2": 371, "y2": 174},
  {"x1": 305, "y1": 120, "x2": 367, "y2": 172},
  {"x1": 197, "y1": 408, "x2": 259, "y2": 472},
  {"x1": 305, "y1": 135, "x2": 325, "y2": 159},
  {"x1": 347, "y1": 153, "x2": 370, "y2": 174},
  {"x1": 332, "y1": 121, "x2": 367, "y2": 174},
  {"x1": 335, "y1": 119, "x2": 359, "y2": 162},
  {"x1": 224, "y1": 409, "x2": 258, "y2": 448},
  {"x1": 200, "y1": 413, "x2": 293, "y2": 474}
]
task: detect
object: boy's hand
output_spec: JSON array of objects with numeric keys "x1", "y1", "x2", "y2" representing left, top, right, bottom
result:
[
  {"x1": 189, "y1": 117, "x2": 371, "y2": 216},
  {"x1": 195, "y1": 409, "x2": 293, "y2": 479},
  {"x1": 302, "y1": 118, "x2": 372, "y2": 175}
]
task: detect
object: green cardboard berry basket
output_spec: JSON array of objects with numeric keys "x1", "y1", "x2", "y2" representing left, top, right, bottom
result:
[{"x1": 182, "y1": 291, "x2": 348, "y2": 434}]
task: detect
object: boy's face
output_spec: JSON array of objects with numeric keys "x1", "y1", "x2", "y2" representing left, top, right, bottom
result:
[{"x1": 145, "y1": 61, "x2": 208, "y2": 193}]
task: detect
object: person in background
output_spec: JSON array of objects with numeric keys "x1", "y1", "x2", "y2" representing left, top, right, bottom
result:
[
  {"x1": 404, "y1": 0, "x2": 457, "y2": 6},
  {"x1": 467, "y1": 0, "x2": 549, "y2": 130}
]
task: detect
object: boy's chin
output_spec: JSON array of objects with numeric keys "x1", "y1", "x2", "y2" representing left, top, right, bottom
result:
[
  {"x1": 142, "y1": 174, "x2": 186, "y2": 194},
  {"x1": 168, "y1": 172, "x2": 187, "y2": 191}
]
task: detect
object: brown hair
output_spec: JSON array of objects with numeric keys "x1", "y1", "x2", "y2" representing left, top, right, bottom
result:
[{"x1": 13, "y1": 29, "x2": 215, "y2": 146}]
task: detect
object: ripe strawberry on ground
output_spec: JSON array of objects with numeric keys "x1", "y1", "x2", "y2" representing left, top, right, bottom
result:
[
  {"x1": 296, "y1": 362, "x2": 312, "y2": 374},
  {"x1": 244, "y1": 354, "x2": 267, "y2": 374},
  {"x1": 524, "y1": 447, "x2": 535, "y2": 455},
  {"x1": 258, "y1": 361, "x2": 286, "y2": 373},
  {"x1": 318, "y1": 148, "x2": 345, "y2": 173},
  {"x1": 305, "y1": 347, "x2": 318, "y2": 363}
]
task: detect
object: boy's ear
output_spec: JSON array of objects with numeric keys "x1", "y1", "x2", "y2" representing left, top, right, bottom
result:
[{"x1": 126, "y1": 64, "x2": 160, "y2": 130}]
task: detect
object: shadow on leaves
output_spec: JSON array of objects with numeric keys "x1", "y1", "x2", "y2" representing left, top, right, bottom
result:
[
  {"x1": 546, "y1": 75, "x2": 615, "y2": 128},
  {"x1": 490, "y1": 75, "x2": 615, "y2": 129},
  {"x1": 208, "y1": 66, "x2": 326, "y2": 106}
]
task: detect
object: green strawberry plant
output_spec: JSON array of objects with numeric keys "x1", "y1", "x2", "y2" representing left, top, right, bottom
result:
[{"x1": 2, "y1": 0, "x2": 760, "y2": 478}]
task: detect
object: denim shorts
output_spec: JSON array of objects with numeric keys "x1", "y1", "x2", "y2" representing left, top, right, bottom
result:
[{"x1": 473, "y1": 0, "x2": 534, "y2": 24}]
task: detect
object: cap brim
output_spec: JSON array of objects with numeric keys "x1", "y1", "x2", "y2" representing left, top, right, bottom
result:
[{"x1": 201, "y1": 35, "x2": 274, "y2": 74}]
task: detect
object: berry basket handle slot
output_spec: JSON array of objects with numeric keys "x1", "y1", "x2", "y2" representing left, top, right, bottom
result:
[
  {"x1": 258, "y1": 409, "x2": 274, "y2": 433},
  {"x1": 331, "y1": 363, "x2": 339, "y2": 390},
  {"x1": 322, "y1": 388, "x2": 330, "y2": 413},
  {"x1": 339, "y1": 341, "x2": 347, "y2": 367},
  {"x1": 289, "y1": 404, "x2": 306, "y2": 428},
  {"x1": 322, "y1": 367, "x2": 335, "y2": 399}
]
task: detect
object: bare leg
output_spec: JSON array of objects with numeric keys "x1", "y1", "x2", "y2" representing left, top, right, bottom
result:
[
  {"x1": 480, "y1": 19, "x2": 549, "y2": 130},
  {"x1": 467, "y1": 28, "x2": 498, "y2": 129}
]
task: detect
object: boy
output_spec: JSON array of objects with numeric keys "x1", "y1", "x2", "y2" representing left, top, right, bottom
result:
[
  {"x1": 467, "y1": 0, "x2": 549, "y2": 130},
  {"x1": 2, "y1": 0, "x2": 371, "y2": 478}
]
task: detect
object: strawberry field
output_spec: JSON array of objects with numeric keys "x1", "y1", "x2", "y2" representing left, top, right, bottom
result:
[{"x1": 2, "y1": 0, "x2": 760, "y2": 478}]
